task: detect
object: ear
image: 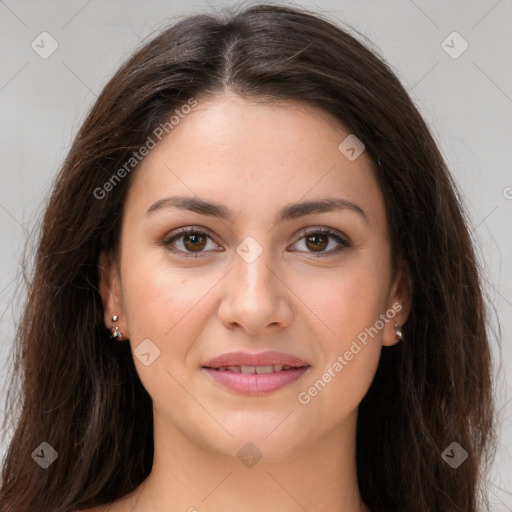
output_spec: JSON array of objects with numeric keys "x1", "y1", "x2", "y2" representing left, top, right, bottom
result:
[
  {"x1": 98, "y1": 250, "x2": 128, "y2": 339},
  {"x1": 382, "y1": 262, "x2": 412, "y2": 347}
]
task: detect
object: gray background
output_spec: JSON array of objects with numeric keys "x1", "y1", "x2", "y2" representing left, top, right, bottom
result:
[{"x1": 0, "y1": 0, "x2": 511, "y2": 508}]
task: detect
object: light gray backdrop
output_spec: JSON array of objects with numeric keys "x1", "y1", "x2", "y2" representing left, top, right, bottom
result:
[{"x1": 0, "y1": 0, "x2": 511, "y2": 509}]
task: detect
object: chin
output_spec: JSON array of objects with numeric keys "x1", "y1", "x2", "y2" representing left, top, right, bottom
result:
[{"x1": 199, "y1": 417, "x2": 312, "y2": 461}]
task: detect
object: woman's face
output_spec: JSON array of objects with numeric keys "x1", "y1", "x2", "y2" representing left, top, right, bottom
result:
[{"x1": 100, "y1": 91, "x2": 409, "y2": 461}]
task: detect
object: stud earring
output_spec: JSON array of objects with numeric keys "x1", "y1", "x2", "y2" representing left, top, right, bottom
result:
[
  {"x1": 394, "y1": 322, "x2": 404, "y2": 342},
  {"x1": 110, "y1": 315, "x2": 124, "y2": 340}
]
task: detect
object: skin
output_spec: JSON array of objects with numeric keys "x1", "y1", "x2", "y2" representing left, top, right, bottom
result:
[{"x1": 94, "y1": 91, "x2": 410, "y2": 512}]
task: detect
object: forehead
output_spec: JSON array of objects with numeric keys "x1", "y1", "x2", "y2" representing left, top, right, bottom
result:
[{"x1": 124, "y1": 92, "x2": 386, "y2": 230}]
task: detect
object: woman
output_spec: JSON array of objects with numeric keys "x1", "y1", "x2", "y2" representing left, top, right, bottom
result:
[{"x1": 0, "y1": 4, "x2": 496, "y2": 512}]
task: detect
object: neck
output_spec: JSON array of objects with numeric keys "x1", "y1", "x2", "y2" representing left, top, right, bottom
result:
[{"x1": 128, "y1": 409, "x2": 370, "y2": 512}]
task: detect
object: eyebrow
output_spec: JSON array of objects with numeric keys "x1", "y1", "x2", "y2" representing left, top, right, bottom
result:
[{"x1": 145, "y1": 195, "x2": 368, "y2": 224}]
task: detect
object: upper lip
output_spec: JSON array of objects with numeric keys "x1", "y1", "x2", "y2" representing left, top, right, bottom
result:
[{"x1": 202, "y1": 351, "x2": 310, "y2": 368}]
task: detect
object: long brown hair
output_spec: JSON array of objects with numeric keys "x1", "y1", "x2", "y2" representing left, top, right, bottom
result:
[{"x1": 0, "y1": 4, "x2": 496, "y2": 511}]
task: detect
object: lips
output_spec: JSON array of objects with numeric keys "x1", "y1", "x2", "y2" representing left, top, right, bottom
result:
[
  {"x1": 202, "y1": 350, "x2": 310, "y2": 369},
  {"x1": 201, "y1": 351, "x2": 311, "y2": 395},
  {"x1": 212, "y1": 364, "x2": 299, "y2": 373}
]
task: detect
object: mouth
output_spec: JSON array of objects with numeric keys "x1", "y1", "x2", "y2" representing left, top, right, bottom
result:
[
  {"x1": 202, "y1": 350, "x2": 310, "y2": 369},
  {"x1": 204, "y1": 364, "x2": 307, "y2": 373},
  {"x1": 201, "y1": 351, "x2": 311, "y2": 395}
]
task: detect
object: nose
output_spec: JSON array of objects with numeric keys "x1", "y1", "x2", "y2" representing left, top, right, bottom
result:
[{"x1": 217, "y1": 246, "x2": 293, "y2": 335}]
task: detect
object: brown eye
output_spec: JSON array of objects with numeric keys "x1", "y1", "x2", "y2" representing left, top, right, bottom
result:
[
  {"x1": 182, "y1": 233, "x2": 207, "y2": 252},
  {"x1": 290, "y1": 228, "x2": 351, "y2": 256},
  {"x1": 305, "y1": 234, "x2": 329, "y2": 252},
  {"x1": 163, "y1": 228, "x2": 220, "y2": 257}
]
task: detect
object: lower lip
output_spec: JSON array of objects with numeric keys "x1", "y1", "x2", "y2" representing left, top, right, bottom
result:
[{"x1": 203, "y1": 367, "x2": 310, "y2": 395}]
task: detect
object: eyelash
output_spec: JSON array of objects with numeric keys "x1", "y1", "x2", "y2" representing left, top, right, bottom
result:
[{"x1": 162, "y1": 226, "x2": 351, "y2": 258}]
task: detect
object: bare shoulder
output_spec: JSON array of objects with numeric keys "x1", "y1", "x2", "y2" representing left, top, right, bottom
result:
[
  {"x1": 73, "y1": 507, "x2": 112, "y2": 512},
  {"x1": 73, "y1": 486, "x2": 139, "y2": 512},
  {"x1": 78, "y1": 495, "x2": 140, "y2": 512},
  {"x1": 74, "y1": 502, "x2": 126, "y2": 512}
]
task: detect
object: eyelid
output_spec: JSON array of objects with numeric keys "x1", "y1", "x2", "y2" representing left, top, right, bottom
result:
[{"x1": 298, "y1": 226, "x2": 349, "y2": 242}]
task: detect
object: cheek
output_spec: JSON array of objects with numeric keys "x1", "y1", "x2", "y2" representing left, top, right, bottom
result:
[
  {"x1": 293, "y1": 257, "x2": 389, "y2": 412},
  {"x1": 295, "y1": 255, "x2": 390, "y2": 343},
  {"x1": 118, "y1": 251, "x2": 222, "y2": 412},
  {"x1": 118, "y1": 248, "x2": 220, "y2": 365}
]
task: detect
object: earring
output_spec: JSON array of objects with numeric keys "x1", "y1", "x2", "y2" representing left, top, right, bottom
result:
[
  {"x1": 394, "y1": 322, "x2": 404, "y2": 342},
  {"x1": 110, "y1": 315, "x2": 124, "y2": 340}
]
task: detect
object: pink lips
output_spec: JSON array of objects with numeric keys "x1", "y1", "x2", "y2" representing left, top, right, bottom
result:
[
  {"x1": 203, "y1": 350, "x2": 309, "y2": 369},
  {"x1": 202, "y1": 351, "x2": 311, "y2": 395}
]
